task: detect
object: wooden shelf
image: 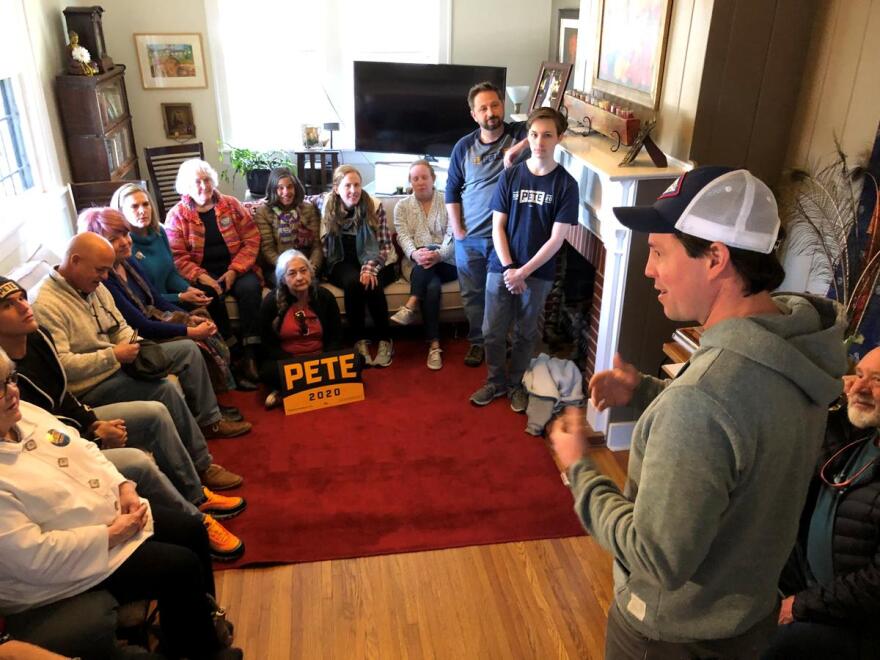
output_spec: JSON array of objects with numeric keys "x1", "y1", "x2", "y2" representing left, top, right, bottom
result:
[
  {"x1": 563, "y1": 93, "x2": 641, "y2": 146},
  {"x1": 662, "y1": 341, "x2": 691, "y2": 364}
]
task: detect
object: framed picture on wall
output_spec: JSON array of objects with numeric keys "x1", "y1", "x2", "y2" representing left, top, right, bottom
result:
[
  {"x1": 529, "y1": 61, "x2": 573, "y2": 113},
  {"x1": 591, "y1": 0, "x2": 672, "y2": 109},
  {"x1": 133, "y1": 33, "x2": 207, "y2": 89},
  {"x1": 558, "y1": 9, "x2": 579, "y2": 65},
  {"x1": 161, "y1": 103, "x2": 196, "y2": 139}
]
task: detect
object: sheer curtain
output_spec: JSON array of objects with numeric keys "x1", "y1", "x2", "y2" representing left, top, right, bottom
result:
[{"x1": 205, "y1": 0, "x2": 449, "y2": 151}]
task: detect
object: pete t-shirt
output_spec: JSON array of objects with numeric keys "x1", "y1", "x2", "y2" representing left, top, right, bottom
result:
[{"x1": 487, "y1": 162, "x2": 579, "y2": 281}]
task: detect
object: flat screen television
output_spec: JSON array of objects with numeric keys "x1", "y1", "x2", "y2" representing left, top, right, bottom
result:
[{"x1": 354, "y1": 61, "x2": 506, "y2": 158}]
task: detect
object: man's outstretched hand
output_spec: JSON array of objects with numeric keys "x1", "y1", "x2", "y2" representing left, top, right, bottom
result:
[
  {"x1": 549, "y1": 406, "x2": 587, "y2": 470},
  {"x1": 588, "y1": 353, "x2": 640, "y2": 412}
]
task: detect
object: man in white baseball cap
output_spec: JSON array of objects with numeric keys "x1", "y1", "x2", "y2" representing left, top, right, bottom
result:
[{"x1": 551, "y1": 166, "x2": 849, "y2": 658}]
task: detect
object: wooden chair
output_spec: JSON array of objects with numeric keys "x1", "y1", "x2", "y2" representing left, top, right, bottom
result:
[
  {"x1": 144, "y1": 142, "x2": 205, "y2": 221},
  {"x1": 296, "y1": 150, "x2": 340, "y2": 195},
  {"x1": 71, "y1": 180, "x2": 148, "y2": 213}
]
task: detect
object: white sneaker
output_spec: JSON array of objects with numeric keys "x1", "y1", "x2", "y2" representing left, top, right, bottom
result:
[
  {"x1": 373, "y1": 340, "x2": 393, "y2": 368},
  {"x1": 390, "y1": 305, "x2": 418, "y2": 325},
  {"x1": 427, "y1": 346, "x2": 443, "y2": 370},
  {"x1": 354, "y1": 339, "x2": 373, "y2": 367}
]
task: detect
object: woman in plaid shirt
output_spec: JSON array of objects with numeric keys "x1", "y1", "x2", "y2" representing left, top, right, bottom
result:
[
  {"x1": 308, "y1": 164, "x2": 397, "y2": 368},
  {"x1": 165, "y1": 158, "x2": 263, "y2": 388}
]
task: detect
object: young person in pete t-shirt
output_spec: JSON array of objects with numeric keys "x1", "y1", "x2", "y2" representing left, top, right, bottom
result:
[{"x1": 470, "y1": 107, "x2": 579, "y2": 412}]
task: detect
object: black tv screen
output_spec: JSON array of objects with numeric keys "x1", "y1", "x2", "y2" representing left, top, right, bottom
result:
[{"x1": 354, "y1": 61, "x2": 506, "y2": 158}]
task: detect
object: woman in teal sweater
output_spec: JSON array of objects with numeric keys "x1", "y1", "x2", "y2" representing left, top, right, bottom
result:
[{"x1": 109, "y1": 183, "x2": 212, "y2": 309}]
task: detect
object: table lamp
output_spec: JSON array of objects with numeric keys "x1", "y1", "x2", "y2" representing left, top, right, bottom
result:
[
  {"x1": 506, "y1": 85, "x2": 530, "y2": 114},
  {"x1": 323, "y1": 122, "x2": 340, "y2": 149}
]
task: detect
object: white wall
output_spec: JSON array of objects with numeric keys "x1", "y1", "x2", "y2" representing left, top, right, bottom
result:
[
  {"x1": 451, "y1": 0, "x2": 553, "y2": 111},
  {"x1": 22, "y1": 0, "x2": 76, "y2": 185},
  {"x1": 91, "y1": 0, "x2": 223, "y2": 180}
]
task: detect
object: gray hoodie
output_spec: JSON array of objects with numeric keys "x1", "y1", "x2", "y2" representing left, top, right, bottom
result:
[{"x1": 568, "y1": 294, "x2": 847, "y2": 643}]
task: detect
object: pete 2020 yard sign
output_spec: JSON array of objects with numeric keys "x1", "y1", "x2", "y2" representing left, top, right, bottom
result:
[{"x1": 278, "y1": 349, "x2": 364, "y2": 415}]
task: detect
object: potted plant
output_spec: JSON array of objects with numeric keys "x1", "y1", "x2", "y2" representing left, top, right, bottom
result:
[{"x1": 219, "y1": 143, "x2": 296, "y2": 196}]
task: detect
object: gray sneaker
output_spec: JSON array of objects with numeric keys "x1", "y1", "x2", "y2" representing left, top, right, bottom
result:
[
  {"x1": 509, "y1": 385, "x2": 528, "y2": 413},
  {"x1": 470, "y1": 382, "x2": 506, "y2": 406},
  {"x1": 390, "y1": 305, "x2": 418, "y2": 325},
  {"x1": 354, "y1": 339, "x2": 373, "y2": 367},
  {"x1": 373, "y1": 339, "x2": 394, "y2": 367}
]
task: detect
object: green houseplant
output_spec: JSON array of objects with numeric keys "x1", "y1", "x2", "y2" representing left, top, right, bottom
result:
[{"x1": 219, "y1": 143, "x2": 295, "y2": 196}]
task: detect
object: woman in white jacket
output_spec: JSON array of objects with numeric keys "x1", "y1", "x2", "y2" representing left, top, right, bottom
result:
[{"x1": 0, "y1": 347, "x2": 241, "y2": 660}]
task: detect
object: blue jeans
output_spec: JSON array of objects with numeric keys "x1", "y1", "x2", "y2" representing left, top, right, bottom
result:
[
  {"x1": 454, "y1": 236, "x2": 494, "y2": 345},
  {"x1": 158, "y1": 339, "x2": 223, "y2": 426},
  {"x1": 103, "y1": 447, "x2": 202, "y2": 518},
  {"x1": 482, "y1": 272, "x2": 553, "y2": 390},
  {"x1": 411, "y1": 261, "x2": 458, "y2": 341},
  {"x1": 81, "y1": 368, "x2": 215, "y2": 483},
  {"x1": 97, "y1": 403, "x2": 206, "y2": 507}
]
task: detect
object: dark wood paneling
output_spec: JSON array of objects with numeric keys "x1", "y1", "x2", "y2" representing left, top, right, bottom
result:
[{"x1": 690, "y1": 0, "x2": 820, "y2": 187}]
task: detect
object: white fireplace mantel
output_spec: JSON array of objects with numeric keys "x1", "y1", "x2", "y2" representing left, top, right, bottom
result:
[{"x1": 556, "y1": 134, "x2": 689, "y2": 449}]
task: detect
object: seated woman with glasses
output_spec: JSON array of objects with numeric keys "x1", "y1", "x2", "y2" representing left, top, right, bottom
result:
[
  {"x1": 258, "y1": 249, "x2": 342, "y2": 409},
  {"x1": 252, "y1": 167, "x2": 322, "y2": 287},
  {"x1": 78, "y1": 207, "x2": 238, "y2": 397},
  {"x1": 0, "y1": 347, "x2": 243, "y2": 660}
]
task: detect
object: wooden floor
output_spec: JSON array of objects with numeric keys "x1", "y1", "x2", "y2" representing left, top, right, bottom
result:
[{"x1": 216, "y1": 449, "x2": 628, "y2": 660}]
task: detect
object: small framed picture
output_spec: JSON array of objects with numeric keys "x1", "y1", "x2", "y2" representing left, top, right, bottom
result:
[
  {"x1": 161, "y1": 103, "x2": 196, "y2": 139},
  {"x1": 529, "y1": 61, "x2": 573, "y2": 113},
  {"x1": 133, "y1": 33, "x2": 207, "y2": 89}
]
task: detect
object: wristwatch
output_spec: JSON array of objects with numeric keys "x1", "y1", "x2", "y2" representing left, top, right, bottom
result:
[{"x1": 502, "y1": 263, "x2": 517, "y2": 271}]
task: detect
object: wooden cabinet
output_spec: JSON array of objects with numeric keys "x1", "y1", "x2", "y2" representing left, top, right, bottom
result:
[{"x1": 55, "y1": 65, "x2": 140, "y2": 182}]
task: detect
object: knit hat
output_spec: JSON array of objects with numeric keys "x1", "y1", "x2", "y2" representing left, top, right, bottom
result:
[
  {"x1": 612, "y1": 166, "x2": 781, "y2": 254},
  {"x1": 0, "y1": 277, "x2": 24, "y2": 301}
]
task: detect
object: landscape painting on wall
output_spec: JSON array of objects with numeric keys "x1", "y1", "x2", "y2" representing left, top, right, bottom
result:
[{"x1": 134, "y1": 33, "x2": 207, "y2": 89}]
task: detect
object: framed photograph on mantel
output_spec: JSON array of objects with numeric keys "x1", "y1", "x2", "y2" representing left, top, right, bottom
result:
[
  {"x1": 529, "y1": 61, "x2": 573, "y2": 113},
  {"x1": 134, "y1": 33, "x2": 207, "y2": 89},
  {"x1": 591, "y1": 0, "x2": 672, "y2": 109}
]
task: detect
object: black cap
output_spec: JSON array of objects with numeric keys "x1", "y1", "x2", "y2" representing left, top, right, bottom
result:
[
  {"x1": 612, "y1": 166, "x2": 736, "y2": 233},
  {"x1": 0, "y1": 277, "x2": 24, "y2": 301}
]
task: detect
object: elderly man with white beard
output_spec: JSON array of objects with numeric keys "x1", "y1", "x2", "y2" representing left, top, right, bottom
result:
[{"x1": 763, "y1": 347, "x2": 880, "y2": 659}]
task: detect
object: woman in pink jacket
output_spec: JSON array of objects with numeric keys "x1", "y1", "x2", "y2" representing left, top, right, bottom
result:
[{"x1": 165, "y1": 158, "x2": 263, "y2": 387}]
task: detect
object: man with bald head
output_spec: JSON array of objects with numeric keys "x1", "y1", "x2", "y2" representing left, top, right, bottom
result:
[
  {"x1": 763, "y1": 347, "x2": 880, "y2": 658},
  {"x1": 30, "y1": 233, "x2": 246, "y2": 493}
]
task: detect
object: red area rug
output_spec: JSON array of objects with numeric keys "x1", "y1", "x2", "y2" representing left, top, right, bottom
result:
[{"x1": 211, "y1": 338, "x2": 585, "y2": 568}]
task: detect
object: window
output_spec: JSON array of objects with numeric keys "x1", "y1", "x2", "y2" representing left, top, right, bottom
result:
[
  {"x1": 0, "y1": 77, "x2": 34, "y2": 197},
  {"x1": 206, "y1": 0, "x2": 449, "y2": 150}
]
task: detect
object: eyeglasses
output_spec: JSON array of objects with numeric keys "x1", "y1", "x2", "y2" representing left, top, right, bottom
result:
[
  {"x1": 294, "y1": 310, "x2": 309, "y2": 336},
  {"x1": 1, "y1": 370, "x2": 18, "y2": 398},
  {"x1": 819, "y1": 437, "x2": 880, "y2": 491}
]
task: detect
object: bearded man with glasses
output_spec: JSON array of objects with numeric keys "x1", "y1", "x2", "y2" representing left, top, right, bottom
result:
[{"x1": 763, "y1": 347, "x2": 880, "y2": 659}]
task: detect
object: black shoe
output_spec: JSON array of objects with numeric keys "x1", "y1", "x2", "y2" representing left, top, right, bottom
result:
[
  {"x1": 219, "y1": 405, "x2": 243, "y2": 422},
  {"x1": 235, "y1": 377, "x2": 257, "y2": 392},
  {"x1": 464, "y1": 344, "x2": 484, "y2": 367},
  {"x1": 241, "y1": 357, "x2": 259, "y2": 383}
]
